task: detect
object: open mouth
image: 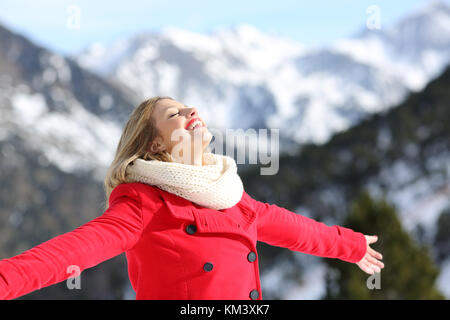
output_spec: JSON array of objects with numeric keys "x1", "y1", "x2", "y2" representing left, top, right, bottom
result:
[{"x1": 186, "y1": 119, "x2": 204, "y2": 130}]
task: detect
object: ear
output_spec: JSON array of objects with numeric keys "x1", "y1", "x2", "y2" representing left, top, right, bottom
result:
[{"x1": 149, "y1": 136, "x2": 166, "y2": 154}]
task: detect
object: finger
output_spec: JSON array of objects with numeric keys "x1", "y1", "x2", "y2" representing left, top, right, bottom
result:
[
  {"x1": 366, "y1": 259, "x2": 382, "y2": 273},
  {"x1": 362, "y1": 258, "x2": 380, "y2": 274},
  {"x1": 365, "y1": 260, "x2": 380, "y2": 273},
  {"x1": 359, "y1": 260, "x2": 374, "y2": 275},
  {"x1": 366, "y1": 255, "x2": 385, "y2": 269},
  {"x1": 368, "y1": 247, "x2": 383, "y2": 260},
  {"x1": 366, "y1": 254, "x2": 378, "y2": 265},
  {"x1": 365, "y1": 265, "x2": 375, "y2": 275},
  {"x1": 366, "y1": 235, "x2": 378, "y2": 245}
]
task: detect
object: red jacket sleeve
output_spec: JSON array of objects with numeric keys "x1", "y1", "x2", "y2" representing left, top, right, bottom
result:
[
  {"x1": 0, "y1": 183, "x2": 143, "y2": 300},
  {"x1": 245, "y1": 192, "x2": 367, "y2": 263}
]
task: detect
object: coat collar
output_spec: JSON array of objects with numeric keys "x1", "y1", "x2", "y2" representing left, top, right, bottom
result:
[
  {"x1": 156, "y1": 187, "x2": 195, "y2": 221},
  {"x1": 155, "y1": 187, "x2": 257, "y2": 247}
]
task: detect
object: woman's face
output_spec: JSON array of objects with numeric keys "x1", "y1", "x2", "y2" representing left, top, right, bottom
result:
[{"x1": 150, "y1": 98, "x2": 212, "y2": 160}]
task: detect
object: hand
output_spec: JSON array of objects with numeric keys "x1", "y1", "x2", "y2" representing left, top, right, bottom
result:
[{"x1": 356, "y1": 235, "x2": 384, "y2": 275}]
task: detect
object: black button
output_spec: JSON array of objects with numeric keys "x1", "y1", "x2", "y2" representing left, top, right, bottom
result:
[
  {"x1": 203, "y1": 262, "x2": 214, "y2": 272},
  {"x1": 186, "y1": 224, "x2": 197, "y2": 235},
  {"x1": 250, "y1": 289, "x2": 259, "y2": 300},
  {"x1": 247, "y1": 252, "x2": 257, "y2": 262}
]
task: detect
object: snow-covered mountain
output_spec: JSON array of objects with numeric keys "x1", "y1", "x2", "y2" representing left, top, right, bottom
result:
[
  {"x1": 332, "y1": 0, "x2": 450, "y2": 99},
  {"x1": 75, "y1": 25, "x2": 305, "y2": 156},
  {"x1": 74, "y1": 0, "x2": 450, "y2": 147},
  {"x1": 0, "y1": 22, "x2": 136, "y2": 179}
]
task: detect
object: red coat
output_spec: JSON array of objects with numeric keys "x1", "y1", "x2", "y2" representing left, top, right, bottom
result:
[{"x1": 0, "y1": 182, "x2": 366, "y2": 300}]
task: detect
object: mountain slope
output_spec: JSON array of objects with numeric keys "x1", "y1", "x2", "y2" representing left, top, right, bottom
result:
[{"x1": 0, "y1": 23, "x2": 136, "y2": 177}]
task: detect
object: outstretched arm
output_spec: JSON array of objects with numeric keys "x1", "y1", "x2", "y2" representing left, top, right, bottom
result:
[
  {"x1": 0, "y1": 183, "x2": 143, "y2": 300},
  {"x1": 244, "y1": 192, "x2": 368, "y2": 264}
]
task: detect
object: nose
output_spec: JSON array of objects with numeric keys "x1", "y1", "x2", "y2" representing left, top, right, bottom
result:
[{"x1": 187, "y1": 107, "x2": 198, "y2": 118}]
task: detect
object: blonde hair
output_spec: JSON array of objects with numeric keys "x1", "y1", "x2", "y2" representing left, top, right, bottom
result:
[{"x1": 103, "y1": 95, "x2": 210, "y2": 210}]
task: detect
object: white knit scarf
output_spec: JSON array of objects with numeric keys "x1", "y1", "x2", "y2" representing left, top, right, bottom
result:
[{"x1": 125, "y1": 152, "x2": 244, "y2": 210}]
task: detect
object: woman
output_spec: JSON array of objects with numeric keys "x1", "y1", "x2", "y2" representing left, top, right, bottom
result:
[{"x1": 0, "y1": 96, "x2": 384, "y2": 300}]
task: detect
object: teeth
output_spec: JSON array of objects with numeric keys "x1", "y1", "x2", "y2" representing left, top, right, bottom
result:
[{"x1": 188, "y1": 120, "x2": 202, "y2": 130}]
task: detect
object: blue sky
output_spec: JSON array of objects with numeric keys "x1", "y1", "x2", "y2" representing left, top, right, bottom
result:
[{"x1": 0, "y1": 0, "x2": 446, "y2": 55}]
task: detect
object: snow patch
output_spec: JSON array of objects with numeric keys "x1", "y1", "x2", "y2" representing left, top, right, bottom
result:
[{"x1": 11, "y1": 92, "x2": 48, "y2": 123}]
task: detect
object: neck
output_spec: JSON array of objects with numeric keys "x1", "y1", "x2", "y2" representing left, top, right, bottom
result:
[{"x1": 173, "y1": 150, "x2": 205, "y2": 166}]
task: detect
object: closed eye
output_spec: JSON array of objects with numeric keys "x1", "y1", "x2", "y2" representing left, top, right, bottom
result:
[{"x1": 169, "y1": 112, "x2": 180, "y2": 118}]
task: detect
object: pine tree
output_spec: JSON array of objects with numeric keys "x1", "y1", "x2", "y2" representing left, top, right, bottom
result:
[
  {"x1": 433, "y1": 208, "x2": 450, "y2": 263},
  {"x1": 323, "y1": 191, "x2": 445, "y2": 299}
]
